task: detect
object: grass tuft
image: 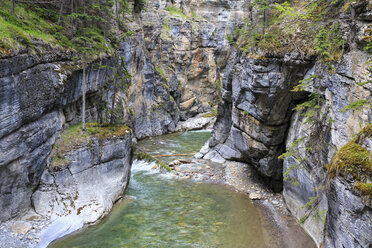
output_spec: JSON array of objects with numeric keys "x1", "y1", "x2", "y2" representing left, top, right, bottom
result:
[{"x1": 355, "y1": 182, "x2": 372, "y2": 198}]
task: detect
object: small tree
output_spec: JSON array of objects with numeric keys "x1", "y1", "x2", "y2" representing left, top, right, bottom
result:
[
  {"x1": 73, "y1": 36, "x2": 96, "y2": 131},
  {"x1": 251, "y1": 0, "x2": 271, "y2": 36},
  {"x1": 11, "y1": 0, "x2": 15, "y2": 14}
]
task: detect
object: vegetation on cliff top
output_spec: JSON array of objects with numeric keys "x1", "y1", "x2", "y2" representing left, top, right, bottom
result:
[
  {"x1": 52, "y1": 122, "x2": 132, "y2": 167},
  {"x1": 231, "y1": 0, "x2": 369, "y2": 61},
  {"x1": 0, "y1": 0, "x2": 143, "y2": 58}
]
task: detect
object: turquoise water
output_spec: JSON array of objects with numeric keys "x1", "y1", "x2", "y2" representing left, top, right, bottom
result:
[{"x1": 50, "y1": 131, "x2": 277, "y2": 248}]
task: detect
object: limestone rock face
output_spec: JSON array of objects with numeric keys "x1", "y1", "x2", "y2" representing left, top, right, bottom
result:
[
  {"x1": 0, "y1": 53, "x2": 114, "y2": 222},
  {"x1": 200, "y1": 9, "x2": 372, "y2": 246},
  {"x1": 120, "y1": 0, "x2": 249, "y2": 138},
  {"x1": 282, "y1": 49, "x2": 372, "y2": 247},
  {"x1": 201, "y1": 51, "x2": 314, "y2": 190},
  {"x1": 324, "y1": 179, "x2": 372, "y2": 248},
  {"x1": 0, "y1": 0, "x2": 248, "y2": 224},
  {"x1": 32, "y1": 135, "x2": 132, "y2": 248},
  {"x1": 202, "y1": 48, "x2": 372, "y2": 246}
]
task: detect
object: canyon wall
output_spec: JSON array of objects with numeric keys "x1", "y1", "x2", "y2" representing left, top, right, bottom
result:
[
  {"x1": 0, "y1": 0, "x2": 248, "y2": 222},
  {"x1": 198, "y1": 5, "x2": 372, "y2": 248},
  {"x1": 0, "y1": 0, "x2": 371, "y2": 247}
]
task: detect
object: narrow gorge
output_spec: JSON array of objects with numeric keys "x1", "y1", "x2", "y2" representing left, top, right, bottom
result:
[{"x1": 0, "y1": 0, "x2": 371, "y2": 247}]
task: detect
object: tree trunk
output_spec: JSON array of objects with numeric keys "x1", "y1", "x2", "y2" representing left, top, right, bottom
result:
[
  {"x1": 110, "y1": 85, "x2": 116, "y2": 124},
  {"x1": 115, "y1": 0, "x2": 120, "y2": 28},
  {"x1": 58, "y1": 0, "x2": 64, "y2": 25},
  {"x1": 11, "y1": 0, "x2": 15, "y2": 15},
  {"x1": 70, "y1": 0, "x2": 73, "y2": 13},
  {"x1": 263, "y1": 8, "x2": 267, "y2": 36},
  {"x1": 82, "y1": 63, "x2": 87, "y2": 131}
]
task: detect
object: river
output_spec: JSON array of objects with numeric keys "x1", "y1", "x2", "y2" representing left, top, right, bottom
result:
[{"x1": 50, "y1": 130, "x2": 312, "y2": 248}]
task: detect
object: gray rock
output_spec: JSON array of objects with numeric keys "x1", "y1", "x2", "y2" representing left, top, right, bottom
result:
[{"x1": 33, "y1": 135, "x2": 132, "y2": 248}]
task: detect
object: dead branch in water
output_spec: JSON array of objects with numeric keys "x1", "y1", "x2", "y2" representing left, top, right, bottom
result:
[{"x1": 153, "y1": 154, "x2": 194, "y2": 158}]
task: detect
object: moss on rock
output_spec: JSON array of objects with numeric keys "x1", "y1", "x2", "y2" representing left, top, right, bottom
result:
[
  {"x1": 355, "y1": 182, "x2": 372, "y2": 198},
  {"x1": 328, "y1": 123, "x2": 372, "y2": 198},
  {"x1": 52, "y1": 123, "x2": 132, "y2": 167}
]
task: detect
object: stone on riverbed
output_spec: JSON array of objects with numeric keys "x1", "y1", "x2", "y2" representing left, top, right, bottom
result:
[{"x1": 11, "y1": 221, "x2": 33, "y2": 235}]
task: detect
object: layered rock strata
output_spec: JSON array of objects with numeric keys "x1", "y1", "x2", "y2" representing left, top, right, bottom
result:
[{"x1": 33, "y1": 134, "x2": 132, "y2": 248}]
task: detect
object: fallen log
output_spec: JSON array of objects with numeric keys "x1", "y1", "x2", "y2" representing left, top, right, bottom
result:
[{"x1": 153, "y1": 153, "x2": 194, "y2": 158}]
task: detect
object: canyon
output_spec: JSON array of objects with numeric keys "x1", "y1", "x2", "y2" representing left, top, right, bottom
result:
[{"x1": 0, "y1": 0, "x2": 371, "y2": 247}]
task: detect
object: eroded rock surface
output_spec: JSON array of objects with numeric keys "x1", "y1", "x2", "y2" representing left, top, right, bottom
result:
[{"x1": 200, "y1": 51, "x2": 314, "y2": 190}]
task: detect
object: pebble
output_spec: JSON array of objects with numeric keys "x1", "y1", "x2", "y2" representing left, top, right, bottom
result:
[
  {"x1": 272, "y1": 200, "x2": 279, "y2": 205},
  {"x1": 249, "y1": 193, "x2": 261, "y2": 200}
]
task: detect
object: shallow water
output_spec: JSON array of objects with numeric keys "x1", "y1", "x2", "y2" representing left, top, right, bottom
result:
[{"x1": 50, "y1": 131, "x2": 280, "y2": 248}]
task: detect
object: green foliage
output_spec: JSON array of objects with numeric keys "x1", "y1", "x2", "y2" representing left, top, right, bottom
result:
[
  {"x1": 234, "y1": 0, "x2": 348, "y2": 58},
  {"x1": 312, "y1": 209, "x2": 327, "y2": 224},
  {"x1": 0, "y1": 3, "x2": 61, "y2": 53},
  {"x1": 340, "y1": 99, "x2": 371, "y2": 113},
  {"x1": 165, "y1": 6, "x2": 189, "y2": 19},
  {"x1": 299, "y1": 198, "x2": 327, "y2": 224},
  {"x1": 313, "y1": 23, "x2": 344, "y2": 69},
  {"x1": 155, "y1": 65, "x2": 167, "y2": 80},
  {"x1": 0, "y1": 0, "x2": 134, "y2": 58},
  {"x1": 293, "y1": 92, "x2": 324, "y2": 124},
  {"x1": 98, "y1": 55, "x2": 132, "y2": 124},
  {"x1": 301, "y1": 196, "x2": 318, "y2": 211},
  {"x1": 203, "y1": 110, "x2": 217, "y2": 118},
  {"x1": 357, "y1": 80, "x2": 371, "y2": 86},
  {"x1": 328, "y1": 124, "x2": 372, "y2": 201},
  {"x1": 279, "y1": 137, "x2": 306, "y2": 160},
  {"x1": 292, "y1": 75, "x2": 318, "y2": 92},
  {"x1": 299, "y1": 214, "x2": 309, "y2": 224}
]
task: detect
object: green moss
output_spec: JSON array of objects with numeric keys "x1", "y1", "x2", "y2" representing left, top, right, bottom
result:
[
  {"x1": 328, "y1": 142, "x2": 372, "y2": 179},
  {"x1": 52, "y1": 156, "x2": 70, "y2": 167},
  {"x1": 355, "y1": 182, "x2": 372, "y2": 198},
  {"x1": 165, "y1": 6, "x2": 189, "y2": 19},
  {"x1": 355, "y1": 123, "x2": 372, "y2": 141},
  {"x1": 203, "y1": 110, "x2": 217, "y2": 118},
  {"x1": 52, "y1": 123, "x2": 132, "y2": 167},
  {"x1": 328, "y1": 124, "x2": 372, "y2": 179}
]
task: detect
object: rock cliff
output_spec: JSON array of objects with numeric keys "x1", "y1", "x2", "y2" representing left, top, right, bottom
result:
[
  {"x1": 0, "y1": 0, "x2": 247, "y2": 223},
  {"x1": 0, "y1": 0, "x2": 371, "y2": 247},
  {"x1": 197, "y1": 4, "x2": 372, "y2": 247},
  {"x1": 33, "y1": 133, "x2": 132, "y2": 248},
  {"x1": 0, "y1": 52, "x2": 116, "y2": 222},
  {"x1": 121, "y1": 0, "x2": 249, "y2": 137}
]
